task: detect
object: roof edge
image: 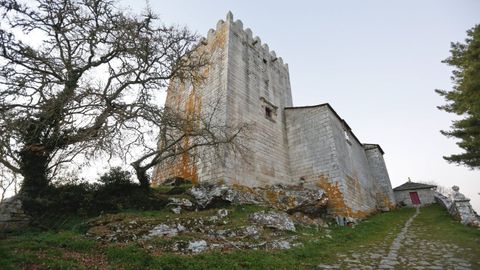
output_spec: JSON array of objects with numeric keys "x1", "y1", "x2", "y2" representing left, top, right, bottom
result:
[
  {"x1": 393, "y1": 181, "x2": 437, "y2": 191},
  {"x1": 363, "y1": 143, "x2": 385, "y2": 155},
  {"x1": 285, "y1": 103, "x2": 363, "y2": 149}
]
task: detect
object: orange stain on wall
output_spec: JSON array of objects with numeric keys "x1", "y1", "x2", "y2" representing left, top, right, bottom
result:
[
  {"x1": 316, "y1": 175, "x2": 370, "y2": 219},
  {"x1": 153, "y1": 23, "x2": 228, "y2": 186}
]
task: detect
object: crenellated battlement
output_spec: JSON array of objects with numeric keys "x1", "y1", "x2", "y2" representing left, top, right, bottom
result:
[
  {"x1": 227, "y1": 11, "x2": 287, "y2": 70},
  {"x1": 195, "y1": 11, "x2": 288, "y2": 71}
]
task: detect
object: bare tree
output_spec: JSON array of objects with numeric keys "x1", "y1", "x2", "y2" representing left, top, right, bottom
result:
[
  {"x1": 0, "y1": 162, "x2": 20, "y2": 203},
  {"x1": 0, "y1": 0, "x2": 208, "y2": 198},
  {"x1": 130, "y1": 95, "x2": 250, "y2": 189}
]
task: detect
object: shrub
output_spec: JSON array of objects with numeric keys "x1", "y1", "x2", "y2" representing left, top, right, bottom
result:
[
  {"x1": 23, "y1": 167, "x2": 167, "y2": 229},
  {"x1": 98, "y1": 167, "x2": 134, "y2": 186}
]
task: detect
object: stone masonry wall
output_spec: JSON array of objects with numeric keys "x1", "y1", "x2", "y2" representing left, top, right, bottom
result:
[
  {"x1": 152, "y1": 17, "x2": 230, "y2": 185},
  {"x1": 153, "y1": 12, "x2": 293, "y2": 186},
  {"x1": 0, "y1": 196, "x2": 29, "y2": 231},
  {"x1": 327, "y1": 108, "x2": 379, "y2": 217},
  {"x1": 223, "y1": 14, "x2": 293, "y2": 186},
  {"x1": 436, "y1": 186, "x2": 480, "y2": 227},
  {"x1": 285, "y1": 105, "x2": 341, "y2": 186},
  {"x1": 285, "y1": 104, "x2": 387, "y2": 218},
  {"x1": 364, "y1": 145, "x2": 396, "y2": 208}
]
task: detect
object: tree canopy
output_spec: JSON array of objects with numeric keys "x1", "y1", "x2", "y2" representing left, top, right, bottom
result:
[
  {"x1": 0, "y1": 0, "x2": 208, "y2": 197},
  {"x1": 0, "y1": 0, "x2": 247, "y2": 204},
  {"x1": 436, "y1": 24, "x2": 480, "y2": 169}
]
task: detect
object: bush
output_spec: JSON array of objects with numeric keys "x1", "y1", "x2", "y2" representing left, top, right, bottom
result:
[
  {"x1": 23, "y1": 167, "x2": 167, "y2": 229},
  {"x1": 98, "y1": 167, "x2": 134, "y2": 186},
  {"x1": 92, "y1": 167, "x2": 166, "y2": 212}
]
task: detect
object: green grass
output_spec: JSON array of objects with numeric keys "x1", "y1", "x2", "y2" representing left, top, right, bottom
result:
[
  {"x1": 106, "y1": 244, "x2": 154, "y2": 269},
  {"x1": 153, "y1": 183, "x2": 193, "y2": 195},
  {"x1": 98, "y1": 204, "x2": 265, "y2": 225},
  {"x1": 413, "y1": 204, "x2": 480, "y2": 245},
  {"x1": 146, "y1": 207, "x2": 415, "y2": 269},
  {"x1": 409, "y1": 204, "x2": 480, "y2": 266},
  {"x1": 0, "y1": 230, "x2": 96, "y2": 270},
  {"x1": 1, "y1": 205, "x2": 477, "y2": 269}
]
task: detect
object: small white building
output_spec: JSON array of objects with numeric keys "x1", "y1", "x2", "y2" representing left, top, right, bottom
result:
[{"x1": 393, "y1": 181, "x2": 436, "y2": 207}]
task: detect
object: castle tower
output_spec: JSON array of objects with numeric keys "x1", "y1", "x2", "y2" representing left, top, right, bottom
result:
[
  {"x1": 153, "y1": 12, "x2": 294, "y2": 186},
  {"x1": 153, "y1": 12, "x2": 396, "y2": 220}
]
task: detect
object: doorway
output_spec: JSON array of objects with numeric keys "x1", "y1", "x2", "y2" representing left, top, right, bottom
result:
[{"x1": 409, "y1": 192, "x2": 421, "y2": 205}]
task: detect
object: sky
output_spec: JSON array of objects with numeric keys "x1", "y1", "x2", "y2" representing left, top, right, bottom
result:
[
  {"x1": 4, "y1": 0, "x2": 479, "y2": 211},
  {"x1": 120, "y1": 0, "x2": 480, "y2": 210}
]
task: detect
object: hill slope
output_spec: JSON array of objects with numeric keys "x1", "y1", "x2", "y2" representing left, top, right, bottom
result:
[{"x1": 0, "y1": 205, "x2": 478, "y2": 269}]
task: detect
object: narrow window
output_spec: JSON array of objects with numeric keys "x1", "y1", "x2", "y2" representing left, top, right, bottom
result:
[
  {"x1": 344, "y1": 130, "x2": 352, "y2": 145},
  {"x1": 265, "y1": 107, "x2": 273, "y2": 119}
]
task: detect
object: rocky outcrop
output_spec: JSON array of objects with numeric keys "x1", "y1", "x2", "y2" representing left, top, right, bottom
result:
[
  {"x1": 249, "y1": 211, "x2": 296, "y2": 232},
  {"x1": 0, "y1": 196, "x2": 29, "y2": 231},
  {"x1": 253, "y1": 184, "x2": 328, "y2": 216},
  {"x1": 187, "y1": 182, "x2": 328, "y2": 218},
  {"x1": 146, "y1": 223, "x2": 186, "y2": 238},
  {"x1": 167, "y1": 198, "x2": 194, "y2": 214},
  {"x1": 187, "y1": 183, "x2": 235, "y2": 208},
  {"x1": 187, "y1": 240, "x2": 208, "y2": 253},
  {"x1": 86, "y1": 206, "x2": 306, "y2": 254},
  {"x1": 85, "y1": 183, "x2": 331, "y2": 254}
]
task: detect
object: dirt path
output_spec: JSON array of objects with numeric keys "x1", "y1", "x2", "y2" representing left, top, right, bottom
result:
[{"x1": 317, "y1": 207, "x2": 476, "y2": 270}]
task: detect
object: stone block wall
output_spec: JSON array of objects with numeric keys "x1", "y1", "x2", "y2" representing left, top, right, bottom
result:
[
  {"x1": 153, "y1": 12, "x2": 294, "y2": 187},
  {"x1": 0, "y1": 196, "x2": 29, "y2": 231},
  {"x1": 364, "y1": 145, "x2": 396, "y2": 208},
  {"x1": 285, "y1": 105, "x2": 341, "y2": 186},
  {"x1": 285, "y1": 104, "x2": 391, "y2": 218},
  {"x1": 441, "y1": 186, "x2": 480, "y2": 227},
  {"x1": 328, "y1": 109, "x2": 378, "y2": 216},
  {"x1": 434, "y1": 192, "x2": 451, "y2": 209},
  {"x1": 222, "y1": 14, "x2": 293, "y2": 186},
  {"x1": 152, "y1": 17, "x2": 230, "y2": 185}
]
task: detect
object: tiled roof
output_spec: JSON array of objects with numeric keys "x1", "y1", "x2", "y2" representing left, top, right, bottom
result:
[{"x1": 393, "y1": 181, "x2": 437, "y2": 191}]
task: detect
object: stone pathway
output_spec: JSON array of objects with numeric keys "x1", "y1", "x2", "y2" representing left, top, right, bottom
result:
[
  {"x1": 395, "y1": 218, "x2": 474, "y2": 270},
  {"x1": 377, "y1": 207, "x2": 420, "y2": 269},
  {"x1": 317, "y1": 207, "x2": 476, "y2": 269}
]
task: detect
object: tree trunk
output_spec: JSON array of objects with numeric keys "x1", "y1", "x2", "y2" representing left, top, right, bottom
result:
[
  {"x1": 134, "y1": 166, "x2": 151, "y2": 192},
  {"x1": 19, "y1": 146, "x2": 49, "y2": 194},
  {"x1": 18, "y1": 145, "x2": 50, "y2": 215}
]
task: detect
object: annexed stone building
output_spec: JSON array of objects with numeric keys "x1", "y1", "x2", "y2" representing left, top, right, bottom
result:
[
  {"x1": 393, "y1": 181, "x2": 436, "y2": 207},
  {"x1": 153, "y1": 12, "x2": 395, "y2": 219}
]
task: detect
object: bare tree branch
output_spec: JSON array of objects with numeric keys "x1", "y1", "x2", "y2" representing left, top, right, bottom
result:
[{"x1": 0, "y1": 0, "x2": 207, "y2": 194}]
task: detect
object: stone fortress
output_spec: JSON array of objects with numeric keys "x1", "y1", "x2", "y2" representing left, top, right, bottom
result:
[{"x1": 153, "y1": 12, "x2": 395, "y2": 219}]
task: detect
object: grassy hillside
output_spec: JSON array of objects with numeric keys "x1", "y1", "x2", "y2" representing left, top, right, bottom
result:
[{"x1": 0, "y1": 205, "x2": 478, "y2": 269}]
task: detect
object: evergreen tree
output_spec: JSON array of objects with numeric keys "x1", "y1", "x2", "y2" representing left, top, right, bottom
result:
[{"x1": 436, "y1": 24, "x2": 480, "y2": 169}]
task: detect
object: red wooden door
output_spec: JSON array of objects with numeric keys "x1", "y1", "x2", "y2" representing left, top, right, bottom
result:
[{"x1": 409, "y1": 192, "x2": 421, "y2": 205}]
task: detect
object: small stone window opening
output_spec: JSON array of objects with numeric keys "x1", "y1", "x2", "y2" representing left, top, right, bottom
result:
[
  {"x1": 263, "y1": 58, "x2": 267, "y2": 64},
  {"x1": 260, "y1": 97, "x2": 277, "y2": 122},
  {"x1": 265, "y1": 107, "x2": 273, "y2": 119},
  {"x1": 344, "y1": 130, "x2": 352, "y2": 145}
]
